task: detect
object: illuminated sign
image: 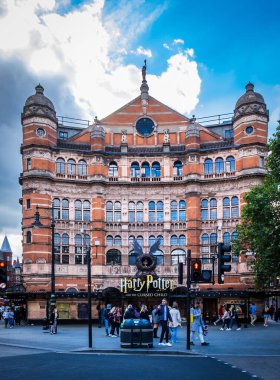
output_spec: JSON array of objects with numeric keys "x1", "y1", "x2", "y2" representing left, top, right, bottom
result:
[{"x1": 120, "y1": 275, "x2": 173, "y2": 294}]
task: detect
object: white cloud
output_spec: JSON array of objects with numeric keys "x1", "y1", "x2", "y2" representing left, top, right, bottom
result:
[
  {"x1": 0, "y1": 0, "x2": 202, "y2": 247},
  {"x1": 131, "y1": 46, "x2": 152, "y2": 58},
  {"x1": 148, "y1": 52, "x2": 201, "y2": 114},
  {"x1": 0, "y1": 0, "x2": 201, "y2": 118},
  {"x1": 173, "y1": 38, "x2": 184, "y2": 45},
  {"x1": 163, "y1": 43, "x2": 171, "y2": 50}
]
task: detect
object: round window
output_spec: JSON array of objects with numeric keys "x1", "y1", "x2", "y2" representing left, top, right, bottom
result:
[
  {"x1": 245, "y1": 126, "x2": 254, "y2": 135},
  {"x1": 36, "y1": 128, "x2": 46, "y2": 137},
  {"x1": 135, "y1": 118, "x2": 155, "y2": 136}
]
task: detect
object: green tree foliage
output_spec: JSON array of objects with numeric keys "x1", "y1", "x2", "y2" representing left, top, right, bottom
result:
[{"x1": 234, "y1": 123, "x2": 280, "y2": 288}]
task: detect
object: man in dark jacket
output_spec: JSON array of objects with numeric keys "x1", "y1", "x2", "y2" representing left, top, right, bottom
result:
[{"x1": 156, "y1": 298, "x2": 173, "y2": 346}]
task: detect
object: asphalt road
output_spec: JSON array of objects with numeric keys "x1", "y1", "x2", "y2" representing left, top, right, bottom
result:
[{"x1": 1, "y1": 352, "x2": 259, "y2": 380}]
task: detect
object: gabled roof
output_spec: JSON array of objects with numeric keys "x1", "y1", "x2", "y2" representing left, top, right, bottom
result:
[
  {"x1": 0, "y1": 236, "x2": 12, "y2": 253},
  {"x1": 101, "y1": 95, "x2": 189, "y2": 126}
]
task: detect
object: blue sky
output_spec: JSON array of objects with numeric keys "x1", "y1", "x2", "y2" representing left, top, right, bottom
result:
[{"x1": 0, "y1": 0, "x2": 279, "y2": 256}]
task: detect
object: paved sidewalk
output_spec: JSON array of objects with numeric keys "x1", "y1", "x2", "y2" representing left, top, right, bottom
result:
[{"x1": 1, "y1": 319, "x2": 280, "y2": 356}]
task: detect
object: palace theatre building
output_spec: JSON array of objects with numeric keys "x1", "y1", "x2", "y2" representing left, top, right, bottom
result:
[{"x1": 20, "y1": 71, "x2": 269, "y2": 321}]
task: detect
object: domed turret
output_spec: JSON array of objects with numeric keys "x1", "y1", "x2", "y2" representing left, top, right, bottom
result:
[
  {"x1": 22, "y1": 84, "x2": 57, "y2": 123},
  {"x1": 233, "y1": 82, "x2": 267, "y2": 122}
]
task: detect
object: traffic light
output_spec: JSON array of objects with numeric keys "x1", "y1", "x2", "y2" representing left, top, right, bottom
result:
[
  {"x1": 0, "y1": 260, "x2": 7, "y2": 284},
  {"x1": 191, "y1": 259, "x2": 201, "y2": 282},
  {"x1": 217, "y1": 242, "x2": 232, "y2": 284}
]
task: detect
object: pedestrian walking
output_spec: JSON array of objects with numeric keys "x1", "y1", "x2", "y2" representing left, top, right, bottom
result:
[
  {"x1": 104, "y1": 304, "x2": 112, "y2": 336},
  {"x1": 169, "y1": 302, "x2": 181, "y2": 344},
  {"x1": 263, "y1": 305, "x2": 269, "y2": 327},
  {"x1": 214, "y1": 305, "x2": 224, "y2": 326},
  {"x1": 109, "y1": 307, "x2": 122, "y2": 337},
  {"x1": 14, "y1": 308, "x2": 22, "y2": 326},
  {"x1": 152, "y1": 305, "x2": 160, "y2": 338},
  {"x1": 8, "y1": 309, "x2": 15, "y2": 328},
  {"x1": 229, "y1": 305, "x2": 241, "y2": 330},
  {"x1": 2, "y1": 308, "x2": 9, "y2": 328},
  {"x1": 156, "y1": 298, "x2": 173, "y2": 347},
  {"x1": 250, "y1": 303, "x2": 257, "y2": 326},
  {"x1": 190, "y1": 302, "x2": 209, "y2": 346},
  {"x1": 49, "y1": 307, "x2": 59, "y2": 334},
  {"x1": 268, "y1": 305, "x2": 275, "y2": 320},
  {"x1": 220, "y1": 308, "x2": 231, "y2": 330}
]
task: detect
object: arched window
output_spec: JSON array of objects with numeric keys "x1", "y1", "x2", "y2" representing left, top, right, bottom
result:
[
  {"x1": 152, "y1": 162, "x2": 161, "y2": 177},
  {"x1": 56, "y1": 158, "x2": 65, "y2": 174},
  {"x1": 201, "y1": 233, "x2": 209, "y2": 253},
  {"x1": 171, "y1": 235, "x2": 178, "y2": 246},
  {"x1": 114, "y1": 201, "x2": 122, "y2": 222},
  {"x1": 136, "y1": 201, "x2": 144, "y2": 222},
  {"x1": 215, "y1": 157, "x2": 224, "y2": 173},
  {"x1": 149, "y1": 235, "x2": 156, "y2": 247},
  {"x1": 128, "y1": 202, "x2": 136, "y2": 222},
  {"x1": 109, "y1": 161, "x2": 118, "y2": 177},
  {"x1": 210, "y1": 233, "x2": 217, "y2": 245},
  {"x1": 171, "y1": 249, "x2": 186, "y2": 265},
  {"x1": 75, "y1": 200, "x2": 82, "y2": 221},
  {"x1": 67, "y1": 159, "x2": 76, "y2": 175},
  {"x1": 106, "y1": 201, "x2": 122, "y2": 222},
  {"x1": 173, "y1": 160, "x2": 183, "y2": 176},
  {"x1": 53, "y1": 198, "x2": 61, "y2": 219},
  {"x1": 78, "y1": 160, "x2": 87, "y2": 176},
  {"x1": 54, "y1": 233, "x2": 61, "y2": 254},
  {"x1": 83, "y1": 200, "x2": 90, "y2": 221},
  {"x1": 106, "y1": 249, "x2": 121, "y2": 265},
  {"x1": 62, "y1": 199, "x2": 69, "y2": 220},
  {"x1": 149, "y1": 201, "x2": 156, "y2": 222},
  {"x1": 129, "y1": 250, "x2": 137, "y2": 265},
  {"x1": 154, "y1": 250, "x2": 164, "y2": 265},
  {"x1": 232, "y1": 231, "x2": 238, "y2": 241},
  {"x1": 179, "y1": 235, "x2": 186, "y2": 246},
  {"x1": 26, "y1": 230, "x2": 32, "y2": 244},
  {"x1": 223, "y1": 197, "x2": 230, "y2": 219},
  {"x1": 114, "y1": 235, "x2": 122, "y2": 246},
  {"x1": 136, "y1": 235, "x2": 143, "y2": 246},
  {"x1": 223, "y1": 232, "x2": 231, "y2": 245},
  {"x1": 141, "y1": 162, "x2": 150, "y2": 177},
  {"x1": 157, "y1": 235, "x2": 164, "y2": 245},
  {"x1": 106, "y1": 201, "x2": 113, "y2": 222},
  {"x1": 157, "y1": 201, "x2": 164, "y2": 222},
  {"x1": 179, "y1": 200, "x2": 186, "y2": 221},
  {"x1": 61, "y1": 233, "x2": 69, "y2": 263},
  {"x1": 210, "y1": 198, "x2": 217, "y2": 220},
  {"x1": 204, "y1": 158, "x2": 213, "y2": 174},
  {"x1": 201, "y1": 199, "x2": 208, "y2": 220},
  {"x1": 106, "y1": 235, "x2": 113, "y2": 246},
  {"x1": 75, "y1": 234, "x2": 82, "y2": 264},
  {"x1": 231, "y1": 196, "x2": 239, "y2": 218},
  {"x1": 226, "y1": 156, "x2": 235, "y2": 173},
  {"x1": 131, "y1": 162, "x2": 140, "y2": 177},
  {"x1": 171, "y1": 201, "x2": 178, "y2": 221},
  {"x1": 128, "y1": 235, "x2": 135, "y2": 246}
]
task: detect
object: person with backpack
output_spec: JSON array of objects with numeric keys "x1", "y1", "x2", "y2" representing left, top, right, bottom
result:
[
  {"x1": 169, "y1": 302, "x2": 181, "y2": 344},
  {"x1": 124, "y1": 304, "x2": 135, "y2": 319}
]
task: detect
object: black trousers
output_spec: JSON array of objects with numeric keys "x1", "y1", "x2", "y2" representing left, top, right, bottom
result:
[{"x1": 160, "y1": 321, "x2": 169, "y2": 343}]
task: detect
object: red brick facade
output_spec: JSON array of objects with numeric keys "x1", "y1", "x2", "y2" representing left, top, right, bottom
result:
[{"x1": 20, "y1": 80, "x2": 268, "y2": 319}]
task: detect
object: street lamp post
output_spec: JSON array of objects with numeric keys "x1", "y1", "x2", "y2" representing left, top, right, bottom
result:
[
  {"x1": 33, "y1": 204, "x2": 56, "y2": 322},
  {"x1": 81, "y1": 228, "x2": 93, "y2": 349}
]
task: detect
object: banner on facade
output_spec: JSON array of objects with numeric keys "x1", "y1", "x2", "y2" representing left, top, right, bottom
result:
[{"x1": 120, "y1": 274, "x2": 173, "y2": 295}]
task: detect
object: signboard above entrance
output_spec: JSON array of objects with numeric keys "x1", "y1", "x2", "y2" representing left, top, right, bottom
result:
[{"x1": 120, "y1": 275, "x2": 173, "y2": 294}]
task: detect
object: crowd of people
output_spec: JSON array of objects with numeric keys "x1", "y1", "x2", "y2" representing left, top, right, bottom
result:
[{"x1": 97, "y1": 298, "x2": 210, "y2": 347}]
